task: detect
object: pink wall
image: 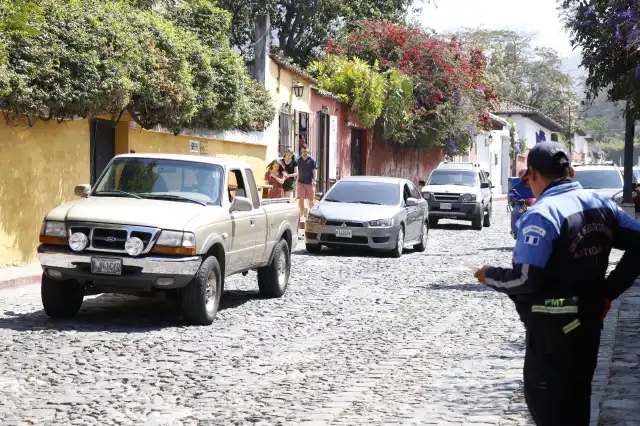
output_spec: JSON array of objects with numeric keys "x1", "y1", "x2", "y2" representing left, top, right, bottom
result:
[{"x1": 364, "y1": 137, "x2": 445, "y2": 186}]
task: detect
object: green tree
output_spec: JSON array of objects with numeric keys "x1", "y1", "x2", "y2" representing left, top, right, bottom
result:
[
  {"x1": 215, "y1": 0, "x2": 424, "y2": 66},
  {"x1": 449, "y1": 28, "x2": 578, "y2": 125}
]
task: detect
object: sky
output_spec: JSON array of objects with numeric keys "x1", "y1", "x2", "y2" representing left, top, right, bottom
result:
[{"x1": 417, "y1": 0, "x2": 578, "y2": 58}]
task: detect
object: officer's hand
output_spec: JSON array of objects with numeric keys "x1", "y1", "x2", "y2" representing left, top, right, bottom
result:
[
  {"x1": 474, "y1": 266, "x2": 490, "y2": 284},
  {"x1": 600, "y1": 298, "x2": 611, "y2": 322}
]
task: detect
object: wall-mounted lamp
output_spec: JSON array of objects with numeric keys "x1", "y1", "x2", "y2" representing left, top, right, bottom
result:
[
  {"x1": 485, "y1": 134, "x2": 493, "y2": 147},
  {"x1": 292, "y1": 81, "x2": 304, "y2": 99},
  {"x1": 321, "y1": 105, "x2": 329, "y2": 114}
]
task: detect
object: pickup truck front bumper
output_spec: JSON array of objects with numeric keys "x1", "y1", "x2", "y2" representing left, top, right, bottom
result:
[
  {"x1": 38, "y1": 245, "x2": 202, "y2": 291},
  {"x1": 427, "y1": 201, "x2": 482, "y2": 221}
]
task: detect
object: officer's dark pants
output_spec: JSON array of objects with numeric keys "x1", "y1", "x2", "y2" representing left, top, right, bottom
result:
[{"x1": 523, "y1": 318, "x2": 601, "y2": 426}]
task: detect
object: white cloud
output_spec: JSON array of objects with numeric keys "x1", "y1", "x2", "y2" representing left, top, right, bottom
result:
[{"x1": 417, "y1": 0, "x2": 579, "y2": 57}]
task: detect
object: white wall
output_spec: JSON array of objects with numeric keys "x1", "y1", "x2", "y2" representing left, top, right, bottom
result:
[
  {"x1": 506, "y1": 115, "x2": 556, "y2": 149},
  {"x1": 475, "y1": 128, "x2": 510, "y2": 195}
]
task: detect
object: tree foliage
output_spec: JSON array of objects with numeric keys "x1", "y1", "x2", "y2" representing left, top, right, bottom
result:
[
  {"x1": 327, "y1": 20, "x2": 496, "y2": 153},
  {"x1": 215, "y1": 0, "x2": 424, "y2": 66},
  {"x1": 0, "y1": 0, "x2": 275, "y2": 133},
  {"x1": 560, "y1": 0, "x2": 640, "y2": 114},
  {"x1": 449, "y1": 28, "x2": 578, "y2": 125}
]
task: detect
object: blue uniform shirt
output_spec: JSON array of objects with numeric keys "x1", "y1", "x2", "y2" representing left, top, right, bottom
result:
[{"x1": 486, "y1": 179, "x2": 640, "y2": 305}]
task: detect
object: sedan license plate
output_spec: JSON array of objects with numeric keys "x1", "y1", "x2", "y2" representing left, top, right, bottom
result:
[
  {"x1": 91, "y1": 257, "x2": 123, "y2": 276},
  {"x1": 440, "y1": 203, "x2": 452, "y2": 210},
  {"x1": 335, "y1": 229, "x2": 353, "y2": 238}
]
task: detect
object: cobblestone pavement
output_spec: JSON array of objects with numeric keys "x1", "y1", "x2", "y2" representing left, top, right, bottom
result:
[
  {"x1": 598, "y1": 281, "x2": 640, "y2": 426},
  {"x1": 0, "y1": 201, "x2": 552, "y2": 425}
]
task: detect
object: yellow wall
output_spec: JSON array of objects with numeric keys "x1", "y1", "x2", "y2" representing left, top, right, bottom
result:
[
  {"x1": 127, "y1": 126, "x2": 268, "y2": 185},
  {"x1": 0, "y1": 119, "x2": 90, "y2": 267},
  {"x1": 262, "y1": 58, "x2": 314, "y2": 160}
]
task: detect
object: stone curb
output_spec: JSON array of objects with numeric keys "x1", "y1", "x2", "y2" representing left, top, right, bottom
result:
[
  {"x1": 0, "y1": 274, "x2": 41, "y2": 291},
  {"x1": 590, "y1": 296, "x2": 623, "y2": 426}
]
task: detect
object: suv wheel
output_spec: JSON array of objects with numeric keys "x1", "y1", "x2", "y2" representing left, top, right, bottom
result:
[
  {"x1": 483, "y1": 202, "x2": 492, "y2": 227},
  {"x1": 471, "y1": 206, "x2": 483, "y2": 230}
]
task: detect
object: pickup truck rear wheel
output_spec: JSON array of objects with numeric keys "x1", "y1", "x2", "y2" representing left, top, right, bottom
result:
[
  {"x1": 180, "y1": 256, "x2": 222, "y2": 326},
  {"x1": 41, "y1": 274, "x2": 84, "y2": 318},
  {"x1": 258, "y1": 239, "x2": 290, "y2": 298}
]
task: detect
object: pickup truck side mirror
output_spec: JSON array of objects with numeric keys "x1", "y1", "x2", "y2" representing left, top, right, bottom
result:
[
  {"x1": 230, "y1": 196, "x2": 253, "y2": 212},
  {"x1": 405, "y1": 197, "x2": 419, "y2": 206},
  {"x1": 480, "y1": 182, "x2": 490, "y2": 189},
  {"x1": 75, "y1": 184, "x2": 91, "y2": 197}
]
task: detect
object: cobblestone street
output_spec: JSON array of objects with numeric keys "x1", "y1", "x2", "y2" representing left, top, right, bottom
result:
[{"x1": 0, "y1": 201, "x2": 540, "y2": 425}]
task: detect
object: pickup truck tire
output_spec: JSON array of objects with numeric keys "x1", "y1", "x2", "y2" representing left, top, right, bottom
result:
[
  {"x1": 305, "y1": 243, "x2": 322, "y2": 254},
  {"x1": 258, "y1": 239, "x2": 290, "y2": 298},
  {"x1": 414, "y1": 222, "x2": 428, "y2": 252},
  {"x1": 41, "y1": 274, "x2": 84, "y2": 318},
  {"x1": 471, "y1": 207, "x2": 483, "y2": 230},
  {"x1": 483, "y1": 202, "x2": 492, "y2": 227},
  {"x1": 180, "y1": 256, "x2": 222, "y2": 326}
]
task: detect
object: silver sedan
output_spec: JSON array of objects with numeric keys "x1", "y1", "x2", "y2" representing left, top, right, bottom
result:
[{"x1": 304, "y1": 176, "x2": 429, "y2": 257}]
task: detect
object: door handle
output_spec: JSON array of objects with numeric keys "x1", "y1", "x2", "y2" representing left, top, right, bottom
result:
[{"x1": 250, "y1": 218, "x2": 255, "y2": 225}]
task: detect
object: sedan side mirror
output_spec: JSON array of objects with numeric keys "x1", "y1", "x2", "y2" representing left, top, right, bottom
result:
[
  {"x1": 74, "y1": 184, "x2": 91, "y2": 197},
  {"x1": 230, "y1": 196, "x2": 253, "y2": 212},
  {"x1": 405, "y1": 197, "x2": 419, "y2": 206},
  {"x1": 315, "y1": 192, "x2": 324, "y2": 201}
]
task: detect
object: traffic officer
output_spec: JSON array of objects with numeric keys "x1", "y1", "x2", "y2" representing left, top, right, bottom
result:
[{"x1": 474, "y1": 142, "x2": 640, "y2": 426}]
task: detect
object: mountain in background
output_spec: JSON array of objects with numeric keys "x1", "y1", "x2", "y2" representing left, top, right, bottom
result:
[{"x1": 561, "y1": 52, "x2": 586, "y2": 94}]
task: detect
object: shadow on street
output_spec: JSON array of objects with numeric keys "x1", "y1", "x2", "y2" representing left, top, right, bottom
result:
[{"x1": 0, "y1": 289, "x2": 261, "y2": 333}]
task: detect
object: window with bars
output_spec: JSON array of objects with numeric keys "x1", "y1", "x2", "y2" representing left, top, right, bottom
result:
[{"x1": 278, "y1": 111, "x2": 292, "y2": 157}]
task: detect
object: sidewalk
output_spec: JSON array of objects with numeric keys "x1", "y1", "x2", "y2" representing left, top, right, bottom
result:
[
  {"x1": 594, "y1": 280, "x2": 640, "y2": 425},
  {"x1": 0, "y1": 263, "x2": 41, "y2": 291}
]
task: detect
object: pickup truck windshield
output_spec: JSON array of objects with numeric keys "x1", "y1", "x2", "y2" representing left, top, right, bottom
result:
[
  {"x1": 93, "y1": 158, "x2": 224, "y2": 206},
  {"x1": 428, "y1": 170, "x2": 478, "y2": 187}
]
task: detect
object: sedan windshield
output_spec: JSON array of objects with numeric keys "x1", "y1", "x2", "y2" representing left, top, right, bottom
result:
[
  {"x1": 573, "y1": 170, "x2": 622, "y2": 189},
  {"x1": 324, "y1": 181, "x2": 399, "y2": 205},
  {"x1": 93, "y1": 158, "x2": 224, "y2": 206},
  {"x1": 428, "y1": 170, "x2": 478, "y2": 187}
]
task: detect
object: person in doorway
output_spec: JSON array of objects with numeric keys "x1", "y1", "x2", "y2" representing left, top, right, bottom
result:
[
  {"x1": 282, "y1": 148, "x2": 298, "y2": 198},
  {"x1": 296, "y1": 144, "x2": 317, "y2": 218},
  {"x1": 264, "y1": 159, "x2": 286, "y2": 199},
  {"x1": 474, "y1": 142, "x2": 640, "y2": 426}
]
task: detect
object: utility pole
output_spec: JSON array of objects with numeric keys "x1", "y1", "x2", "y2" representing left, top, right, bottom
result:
[{"x1": 568, "y1": 105, "x2": 572, "y2": 155}]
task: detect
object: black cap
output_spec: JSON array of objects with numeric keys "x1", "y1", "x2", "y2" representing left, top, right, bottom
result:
[{"x1": 524, "y1": 142, "x2": 571, "y2": 176}]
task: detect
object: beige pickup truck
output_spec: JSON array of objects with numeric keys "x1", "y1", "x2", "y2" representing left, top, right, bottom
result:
[{"x1": 37, "y1": 154, "x2": 299, "y2": 325}]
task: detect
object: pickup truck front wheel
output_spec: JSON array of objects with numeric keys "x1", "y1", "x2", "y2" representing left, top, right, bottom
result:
[
  {"x1": 180, "y1": 256, "x2": 222, "y2": 326},
  {"x1": 41, "y1": 274, "x2": 84, "y2": 318},
  {"x1": 258, "y1": 239, "x2": 290, "y2": 298}
]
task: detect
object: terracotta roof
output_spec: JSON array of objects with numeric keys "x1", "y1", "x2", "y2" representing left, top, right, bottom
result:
[
  {"x1": 492, "y1": 100, "x2": 563, "y2": 132},
  {"x1": 311, "y1": 86, "x2": 342, "y2": 102},
  {"x1": 269, "y1": 54, "x2": 317, "y2": 83}
]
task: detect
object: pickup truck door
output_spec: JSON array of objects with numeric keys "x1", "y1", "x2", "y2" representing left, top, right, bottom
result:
[
  {"x1": 227, "y1": 168, "x2": 261, "y2": 273},
  {"x1": 244, "y1": 168, "x2": 269, "y2": 264}
]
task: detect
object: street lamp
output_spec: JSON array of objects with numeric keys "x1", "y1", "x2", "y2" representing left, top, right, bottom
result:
[
  {"x1": 485, "y1": 134, "x2": 493, "y2": 147},
  {"x1": 292, "y1": 81, "x2": 304, "y2": 99}
]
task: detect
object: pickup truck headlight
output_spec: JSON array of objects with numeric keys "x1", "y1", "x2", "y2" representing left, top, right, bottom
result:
[
  {"x1": 461, "y1": 193, "x2": 477, "y2": 202},
  {"x1": 306, "y1": 214, "x2": 324, "y2": 224},
  {"x1": 39, "y1": 221, "x2": 68, "y2": 245},
  {"x1": 422, "y1": 192, "x2": 431, "y2": 200},
  {"x1": 152, "y1": 231, "x2": 197, "y2": 256},
  {"x1": 369, "y1": 218, "x2": 393, "y2": 227}
]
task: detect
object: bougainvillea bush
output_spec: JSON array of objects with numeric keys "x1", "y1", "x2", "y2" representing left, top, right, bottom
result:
[{"x1": 327, "y1": 20, "x2": 497, "y2": 153}]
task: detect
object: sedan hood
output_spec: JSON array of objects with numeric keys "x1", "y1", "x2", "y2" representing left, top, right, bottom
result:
[
  {"x1": 423, "y1": 184, "x2": 478, "y2": 195},
  {"x1": 582, "y1": 188, "x2": 620, "y2": 199},
  {"x1": 47, "y1": 196, "x2": 209, "y2": 230},
  {"x1": 314, "y1": 202, "x2": 400, "y2": 222}
]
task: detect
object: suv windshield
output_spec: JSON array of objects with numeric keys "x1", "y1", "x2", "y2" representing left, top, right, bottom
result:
[
  {"x1": 93, "y1": 158, "x2": 224, "y2": 206},
  {"x1": 573, "y1": 169, "x2": 623, "y2": 189},
  {"x1": 324, "y1": 181, "x2": 399, "y2": 205},
  {"x1": 428, "y1": 170, "x2": 478, "y2": 187}
]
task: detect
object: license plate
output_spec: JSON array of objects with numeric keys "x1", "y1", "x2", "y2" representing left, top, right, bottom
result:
[
  {"x1": 91, "y1": 257, "x2": 123, "y2": 276},
  {"x1": 440, "y1": 203, "x2": 452, "y2": 210},
  {"x1": 335, "y1": 229, "x2": 352, "y2": 238}
]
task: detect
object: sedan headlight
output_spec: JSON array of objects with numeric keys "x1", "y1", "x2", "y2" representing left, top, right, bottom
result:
[
  {"x1": 39, "y1": 221, "x2": 68, "y2": 245},
  {"x1": 152, "y1": 231, "x2": 196, "y2": 255},
  {"x1": 461, "y1": 193, "x2": 477, "y2": 202},
  {"x1": 422, "y1": 192, "x2": 431, "y2": 200},
  {"x1": 614, "y1": 191, "x2": 637, "y2": 204},
  {"x1": 306, "y1": 214, "x2": 324, "y2": 224},
  {"x1": 369, "y1": 218, "x2": 394, "y2": 227}
]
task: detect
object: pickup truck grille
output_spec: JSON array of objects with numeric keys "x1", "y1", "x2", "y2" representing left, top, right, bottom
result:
[
  {"x1": 68, "y1": 223, "x2": 160, "y2": 255},
  {"x1": 433, "y1": 193, "x2": 461, "y2": 202}
]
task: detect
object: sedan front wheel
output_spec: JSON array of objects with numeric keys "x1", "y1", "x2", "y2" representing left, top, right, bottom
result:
[{"x1": 390, "y1": 226, "x2": 404, "y2": 258}]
